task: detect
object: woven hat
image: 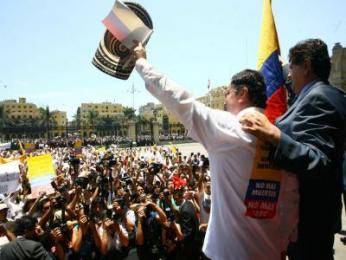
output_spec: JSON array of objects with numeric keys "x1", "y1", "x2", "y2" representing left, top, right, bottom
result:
[{"x1": 92, "y1": 2, "x2": 153, "y2": 80}]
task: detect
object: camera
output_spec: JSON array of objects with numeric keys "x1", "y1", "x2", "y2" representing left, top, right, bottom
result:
[
  {"x1": 54, "y1": 196, "x2": 67, "y2": 209},
  {"x1": 113, "y1": 197, "x2": 125, "y2": 208},
  {"x1": 139, "y1": 162, "x2": 147, "y2": 169},
  {"x1": 75, "y1": 177, "x2": 89, "y2": 189},
  {"x1": 163, "y1": 190, "x2": 170, "y2": 198},
  {"x1": 106, "y1": 208, "x2": 122, "y2": 222},
  {"x1": 50, "y1": 220, "x2": 69, "y2": 236},
  {"x1": 108, "y1": 157, "x2": 117, "y2": 167},
  {"x1": 149, "y1": 163, "x2": 162, "y2": 174},
  {"x1": 51, "y1": 181, "x2": 68, "y2": 194}
]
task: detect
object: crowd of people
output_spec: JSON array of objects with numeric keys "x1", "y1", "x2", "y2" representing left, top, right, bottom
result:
[
  {"x1": 1, "y1": 37, "x2": 346, "y2": 260},
  {"x1": 132, "y1": 38, "x2": 346, "y2": 260},
  {"x1": 0, "y1": 143, "x2": 211, "y2": 260}
]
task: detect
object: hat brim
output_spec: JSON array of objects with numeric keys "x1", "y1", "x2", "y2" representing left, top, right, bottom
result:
[{"x1": 92, "y1": 2, "x2": 153, "y2": 80}]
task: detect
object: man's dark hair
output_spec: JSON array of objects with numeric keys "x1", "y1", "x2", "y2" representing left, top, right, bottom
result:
[
  {"x1": 289, "y1": 38, "x2": 331, "y2": 83},
  {"x1": 13, "y1": 215, "x2": 37, "y2": 236},
  {"x1": 231, "y1": 69, "x2": 267, "y2": 108},
  {"x1": 173, "y1": 188, "x2": 184, "y2": 198}
]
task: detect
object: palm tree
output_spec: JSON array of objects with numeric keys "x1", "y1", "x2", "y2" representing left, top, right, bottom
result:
[
  {"x1": 123, "y1": 106, "x2": 136, "y2": 121},
  {"x1": 39, "y1": 106, "x2": 55, "y2": 139},
  {"x1": 86, "y1": 110, "x2": 99, "y2": 135}
]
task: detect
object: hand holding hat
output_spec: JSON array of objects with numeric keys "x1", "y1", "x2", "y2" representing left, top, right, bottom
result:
[{"x1": 133, "y1": 42, "x2": 147, "y2": 60}]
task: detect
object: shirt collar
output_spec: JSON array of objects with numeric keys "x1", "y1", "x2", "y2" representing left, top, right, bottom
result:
[{"x1": 297, "y1": 80, "x2": 318, "y2": 99}]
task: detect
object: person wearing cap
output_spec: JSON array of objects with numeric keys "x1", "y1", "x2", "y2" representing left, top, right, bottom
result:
[
  {"x1": 0, "y1": 203, "x2": 16, "y2": 247},
  {"x1": 132, "y1": 43, "x2": 298, "y2": 260}
]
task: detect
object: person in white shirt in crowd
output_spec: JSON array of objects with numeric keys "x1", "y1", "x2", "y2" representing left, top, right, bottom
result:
[
  {"x1": 0, "y1": 203, "x2": 16, "y2": 247},
  {"x1": 132, "y1": 42, "x2": 298, "y2": 260}
]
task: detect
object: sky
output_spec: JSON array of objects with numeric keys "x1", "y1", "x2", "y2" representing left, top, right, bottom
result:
[{"x1": 0, "y1": 0, "x2": 345, "y2": 120}]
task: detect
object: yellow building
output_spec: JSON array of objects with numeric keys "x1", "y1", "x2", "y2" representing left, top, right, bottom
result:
[
  {"x1": 78, "y1": 101, "x2": 123, "y2": 136},
  {"x1": 0, "y1": 97, "x2": 40, "y2": 120},
  {"x1": 51, "y1": 110, "x2": 68, "y2": 137},
  {"x1": 153, "y1": 104, "x2": 185, "y2": 136},
  {"x1": 80, "y1": 102, "x2": 123, "y2": 120},
  {"x1": 145, "y1": 85, "x2": 227, "y2": 137},
  {"x1": 330, "y1": 42, "x2": 346, "y2": 91},
  {"x1": 197, "y1": 85, "x2": 227, "y2": 111},
  {"x1": 0, "y1": 97, "x2": 68, "y2": 139},
  {"x1": 138, "y1": 102, "x2": 155, "y2": 121}
]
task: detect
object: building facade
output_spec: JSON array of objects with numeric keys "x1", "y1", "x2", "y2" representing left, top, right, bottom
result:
[
  {"x1": 0, "y1": 98, "x2": 68, "y2": 140},
  {"x1": 51, "y1": 110, "x2": 68, "y2": 137},
  {"x1": 78, "y1": 101, "x2": 124, "y2": 137},
  {"x1": 330, "y1": 42, "x2": 346, "y2": 91},
  {"x1": 0, "y1": 97, "x2": 40, "y2": 120},
  {"x1": 197, "y1": 85, "x2": 227, "y2": 111}
]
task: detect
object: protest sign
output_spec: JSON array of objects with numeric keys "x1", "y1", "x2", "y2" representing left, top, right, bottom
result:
[
  {"x1": 0, "y1": 160, "x2": 20, "y2": 194},
  {"x1": 74, "y1": 139, "x2": 83, "y2": 155},
  {"x1": 27, "y1": 154, "x2": 55, "y2": 197},
  {"x1": 0, "y1": 142, "x2": 11, "y2": 151},
  {"x1": 24, "y1": 143, "x2": 36, "y2": 153}
]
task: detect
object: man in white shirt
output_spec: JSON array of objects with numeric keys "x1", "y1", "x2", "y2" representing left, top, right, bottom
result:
[{"x1": 132, "y1": 43, "x2": 298, "y2": 260}]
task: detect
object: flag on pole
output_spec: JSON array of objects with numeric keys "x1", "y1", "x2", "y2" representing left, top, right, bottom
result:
[
  {"x1": 257, "y1": 0, "x2": 287, "y2": 123},
  {"x1": 102, "y1": 0, "x2": 153, "y2": 49},
  {"x1": 243, "y1": 0, "x2": 285, "y2": 219}
]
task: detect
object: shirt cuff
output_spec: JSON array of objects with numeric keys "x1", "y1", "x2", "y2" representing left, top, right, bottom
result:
[{"x1": 135, "y1": 58, "x2": 148, "y2": 70}]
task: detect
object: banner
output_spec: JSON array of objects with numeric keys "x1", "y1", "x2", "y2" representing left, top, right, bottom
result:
[
  {"x1": 74, "y1": 139, "x2": 83, "y2": 155},
  {"x1": 24, "y1": 143, "x2": 36, "y2": 153},
  {"x1": 0, "y1": 160, "x2": 20, "y2": 194},
  {"x1": 0, "y1": 142, "x2": 11, "y2": 151},
  {"x1": 244, "y1": 140, "x2": 281, "y2": 219},
  {"x1": 27, "y1": 154, "x2": 55, "y2": 197},
  {"x1": 96, "y1": 147, "x2": 106, "y2": 154}
]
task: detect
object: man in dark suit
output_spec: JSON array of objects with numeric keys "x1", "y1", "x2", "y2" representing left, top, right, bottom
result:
[
  {"x1": 174, "y1": 189, "x2": 199, "y2": 260},
  {"x1": 240, "y1": 38, "x2": 346, "y2": 260},
  {"x1": 0, "y1": 216, "x2": 52, "y2": 260}
]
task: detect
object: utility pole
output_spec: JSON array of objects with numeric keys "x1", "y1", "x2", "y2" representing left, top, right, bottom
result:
[
  {"x1": 127, "y1": 83, "x2": 139, "y2": 110},
  {"x1": 208, "y1": 79, "x2": 212, "y2": 108}
]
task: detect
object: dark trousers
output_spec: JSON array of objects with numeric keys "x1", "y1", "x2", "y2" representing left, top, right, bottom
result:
[{"x1": 287, "y1": 233, "x2": 335, "y2": 260}]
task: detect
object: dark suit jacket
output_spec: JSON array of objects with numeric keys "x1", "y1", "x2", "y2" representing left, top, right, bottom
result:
[
  {"x1": 0, "y1": 237, "x2": 52, "y2": 260},
  {"x1": 179, "y1": 200, "x2": 199, "y2": 242},
  {"x1": 177, "y1": 200, "x2": 199, "y2": 260},
  {"x1": 272, "y1": 81, "x2": 346, "y2": 237}
]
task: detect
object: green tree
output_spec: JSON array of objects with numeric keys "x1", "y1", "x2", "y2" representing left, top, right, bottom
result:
[
  {"x1": 86, "y1": 110, "x2": 99, "y2": 134},
  {"x1": 0, "y1": 105, "x2": 4, "y2": 130},
  {"x1": 123, "y1": 106, "x2": 136, "y2": 121},
  {"x1": 39, "y1": 106, "x2": 55, "y2": 139}
]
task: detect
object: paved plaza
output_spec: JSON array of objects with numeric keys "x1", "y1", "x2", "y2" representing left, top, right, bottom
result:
[{"x1": 174, "y1": 142, "x2": 346, "y2": 259}]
